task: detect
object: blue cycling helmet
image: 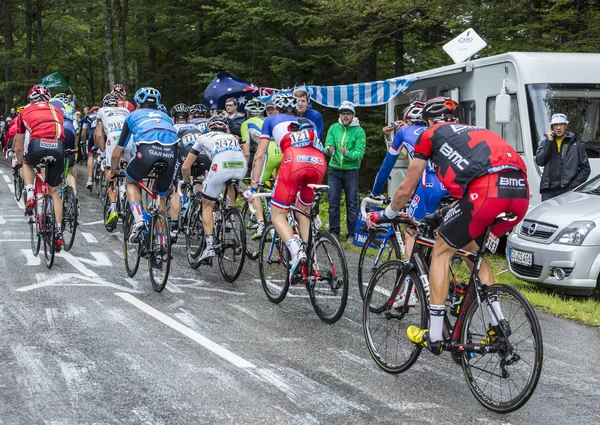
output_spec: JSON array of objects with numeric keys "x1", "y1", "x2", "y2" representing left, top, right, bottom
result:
[
  {"x1": 157, "y1": 104, "x2": 168, "y2": 114},
  {"x1": 134, "y1": 86, "x2": 161, "y2": 105}
]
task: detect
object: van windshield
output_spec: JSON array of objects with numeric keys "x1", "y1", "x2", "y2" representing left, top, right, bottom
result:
[{"x1": 527, "y1": 84, "x2": 600, "y2": 158}]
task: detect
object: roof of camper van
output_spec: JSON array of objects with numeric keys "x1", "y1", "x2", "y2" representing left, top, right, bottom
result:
[{"x1": 401, "y1": 52, "x2": 600, "y2": 84}]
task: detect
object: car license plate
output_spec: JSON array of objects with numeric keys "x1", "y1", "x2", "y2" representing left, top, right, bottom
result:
[{"x1": 510, "y1": 248, "x2": 533, "y2": 267}]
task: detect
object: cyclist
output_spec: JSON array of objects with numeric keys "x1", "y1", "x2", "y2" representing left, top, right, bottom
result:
[
  {"x1": 240, "y1": 98, "x2": 266, "y2": 167},
  {"x1": 14, "y1": 84, "x2": 66, "y2": 250},
  {"x1": 367, "y1": 97, "x2": 529, "y2": 354},
  {"x1": 111, "y1": 84, "x2": 135, "y2": 112},
  {"x1": 169, "y1": 103, "x2": 210, "y2": 242},
  {"x1": 245, "y1": 94, "x2": 325, "y2": 276},
  {"x1": 109, "y1": 87, "x2": 179, "y2": 244},
  {"x1": 189, "y1": 104, "x2": 211, "y2": 133},
  {"x1": 96, "y1": 93, "x2": 131, "y2": 226},
  {"x1": 83, "y1": 106, "x2": 100, "y2": 190},
  {"x1": 265, "y1": 97, "x2": 278, "y2": 117},
  {"x1": 371, "y1": 101, "x2": 448, "y2": 256},
  {"x1": 181, "y1": 116, "x2": 247, "y2": 263},
  {"x1": 50, "y1": 93, "x2": 79, "y2": 195}
]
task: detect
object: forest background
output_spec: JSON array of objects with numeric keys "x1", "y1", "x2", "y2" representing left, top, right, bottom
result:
[{"x1": 2, "y1": 0, "x2": 600, "y2": 188}]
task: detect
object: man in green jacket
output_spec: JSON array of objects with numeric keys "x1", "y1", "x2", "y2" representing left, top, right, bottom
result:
[{"x1": 325, "y1": 101, "x2": 366, "y2": 242}]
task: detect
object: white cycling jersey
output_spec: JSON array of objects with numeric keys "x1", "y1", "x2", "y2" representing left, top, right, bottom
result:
[
  {"x1": 97, "y1": 106, "x2": 131, "y2": 166},
  {"x1": 190, "y1": 131, "x2": 242, "y2": 160}
]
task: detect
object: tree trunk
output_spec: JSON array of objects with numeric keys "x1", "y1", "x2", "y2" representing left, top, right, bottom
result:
[
  {"x1": 103, "y1": 0, "x2": 116, "y2": 88},
  {"x1": 2, "y1": 0, "x2": 14, "y2": 114},
  {"x1": 35, "y1": 0, "x2": 44, "y2": 79},
  {"x1": 114, "y1": 0, "x2": 129, "y2": 85},
  {"x1": 357, "y1": 45, "x2": 377, "y2": 82},
  {"x1": 394, "y1": 32, "x2": 404, "y2": 77},
  {"x1": 24, "y1": 0, "x2": 33, "y2": 83}
]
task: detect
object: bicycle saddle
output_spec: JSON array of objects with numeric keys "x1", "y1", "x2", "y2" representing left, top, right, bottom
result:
[{"x1": 152, "y1": 162, "x2": 168, "y2": 174}]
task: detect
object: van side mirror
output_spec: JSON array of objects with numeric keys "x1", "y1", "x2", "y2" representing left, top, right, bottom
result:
[{"x1": 495, "y1": 85, "x2": 511, "y2": 125}]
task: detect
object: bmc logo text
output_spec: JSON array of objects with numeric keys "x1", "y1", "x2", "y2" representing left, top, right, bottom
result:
[
  {"x1": 440, "y1": 142, "x2": 469, "y2": 170},
  {"x1": 500, "y1": 176, "x2": 526, "y2": 187}
]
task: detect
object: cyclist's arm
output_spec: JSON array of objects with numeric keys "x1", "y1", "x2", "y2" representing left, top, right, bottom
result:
[
  {"x1": 95, "y1": 120, "x2": 105, "y2": 151},
  {"x1": 181, "y1": 149, "x2": 199, "y2": 184},
  {"x1": 250, "y1": 137, "x2": 270, "y2": 189},
  {"x1": 389, "y1": 158, "x2": 427, "y2": 212},
  {"x1": 14, "y1": 133, "x2": 24, "y2": 164},
  {"x1": 371, "y1": 129, "x2": 407, "y2": 196}
]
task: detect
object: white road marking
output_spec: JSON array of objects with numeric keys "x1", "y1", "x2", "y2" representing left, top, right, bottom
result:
[
  {"x1": 80, "y1": 220, "x2": 104, "y2": 226},
  {"x1": 165, "y1": 281, "x2": 184, "y2": 293},
  {"x1": 2, "y1": 175, "x2": 9, "y2": 183},
  {"x1": 81, "y1": 232, "x2": 98, "y2": 243},
  {"x1": 115, "y1": 292, "x2": 256, "y2": 369},
  {"x1": 0, "y1": 239, "x2": 29, "y2": 242},
  {"x1": 8, "y1": 184, "x2": 14, "y2": 193},
  {"x1": 0, "y1": 216, "x2": 26, "y2": 225},
  {"x1": 76, "y1": 252, "x2": 112, "y2": 267},
  {"x1": 21, "y1": 249, "x2": 41, "y2": 266},
  {"x1": 124, "y1": 277, "x2": 143, "y2": 291},
  {"x1": 17, "y1": 273, "x2": 140, "y2": 293},
  {"x1": 57, "y1": 252, "x2": 99, "y2": 277},
  {"x1": 0, "y1": 169, "x2": 4, "y2": 173}
]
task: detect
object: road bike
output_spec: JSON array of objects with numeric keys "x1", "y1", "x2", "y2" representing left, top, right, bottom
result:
[
  {"x1": 122, "y1": 162, "x2": 172, "y2": 292},
  {"x1": 240, "y1": 178, "x2": 274, "y2": 261},
  {"x1": 60, "y1": 149, "x2": 78, "y2": 251},
  {"x1": 362, "y1": 209, "x2": 543, "y2": 413},
  {"x1": 9, "y1": 152, "x2": 25, "y2": 202},
  {"x1": 28, "y1": 159, "x2": 58, "y2": 268},
  {"x1": 186, "y1": 179, "x2": 246, "y2": 282},
  {"x1": 103, "y1": 162, "x2": 128, "y2": 233},
  {"x1": 256, "y1": 184, "x2": 349, "y2": 324}
]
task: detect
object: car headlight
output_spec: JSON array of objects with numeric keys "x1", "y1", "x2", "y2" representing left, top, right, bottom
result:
[{"x1": 555, "y1": 221, "x2": 596, "y2": 245}]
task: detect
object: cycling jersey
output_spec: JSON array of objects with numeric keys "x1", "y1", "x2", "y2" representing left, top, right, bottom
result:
[
  {"x1": 189, "y1": 117, "x2": 210, "y2": 134},
  {"x1": 240, "y1": 116, "x2": 265, "y2": 146},
  {"x1": 414, "y1": 122, "x2": 526, "y2": 198},
  {"x1": 190, "y1": 131, "x2": 243, "y2": 159},
  {"x1": 118, "y1": 99, "x2": 135, "y2": 112},
  {"x1": 118, "y1": 108, "x2": 178, "y2": 148},
  {"x1": 259, "y1": 141, "x2": 283, "y2": 184},
  {"x1": 259, "y1": 114, "x2": 323, "y2": 152},
  {"x1": 84, "y1": 112, "x2": 98, "y2": 153},
  {"x1": 173, "y1": 123, "x2": 209, "y2": 183},
  {"x1": 97, "y1": 106, "x2": 130, "y2": 167},
  {"x1": 18, "y1": 103, "x2": 65, "y2": 141}
]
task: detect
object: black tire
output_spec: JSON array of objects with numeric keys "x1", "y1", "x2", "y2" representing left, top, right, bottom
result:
[
  {"x1": 217, "y1": 206, "x2": 246, "y2": 282},
  {"x1": 148, "y1": 210, "x2": 171, "y2": 292},
  {"x1": 103, "y1": 191, "x2": 118, "y2": 233},
  {"x1": 30, "y1": 201, "x2": 41, "y2": 256},
  {"x1": 258, "y1": 224, "x2": 290, "y2": 303},
  {"x1": 363, "y1": 260, "x2": 427, "y2": 374},
  {"x1": 358, "y1": 228, "x2": 402, "y2": 301},
  {"x1": 62, "y1": 186, "x2": 78, "y2": 251},
  {"x1": 461, "y1": 284, "x2": 543, "y2": 413},
  {"x1": 123, "y1": 208, "x2": 141, "y2": 277},
  {"x1": 241, "y1": 202, "x2": 260, "y2": 261},
  {"x1": 42, "y1": 196, "x2": 56, "y2": 269},
  {"x1": 307, "y1": 232, "x2": 349, "y2": 324},
  {"x1": 14, "y1": 173, "x2": 24, "y2": 202},
  {"x1": 185, "y1": 199, "x2": 204, "y2": 269},
  {"x1": 98, "y1": 172, "x2": 107, "y2": 205}
]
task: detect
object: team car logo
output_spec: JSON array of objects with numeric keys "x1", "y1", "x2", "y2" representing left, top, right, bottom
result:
[{"x1": 296, "y1": 155, "x2": 324, "y2": 165}]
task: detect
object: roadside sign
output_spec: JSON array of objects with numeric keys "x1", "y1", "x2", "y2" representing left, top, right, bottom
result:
[{"x1": 443, "y1": 28, "x2": 487, "y2": 64}]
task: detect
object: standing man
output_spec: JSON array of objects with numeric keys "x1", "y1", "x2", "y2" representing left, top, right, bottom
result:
[
  {"x1": 224, "y1": 97, "x2": 245, "y2": 138},
  {"x1": 325, "y1": 101, "x2": 366, "y2": 242},
  {"x1": 536, "y1": 113, "x2": 590, "y2": 201},
  {"x1": 294, "y1": 88, "x2": 324, "y2": 139}
]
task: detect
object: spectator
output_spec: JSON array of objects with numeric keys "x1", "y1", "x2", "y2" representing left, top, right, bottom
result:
[
  {"x1": 325, "y1": 101, "x2": 366, "y2": 242},
  {"x1": 536, "y1": 113, "x2": 590, "y2": 201},
  {"x1": 294, "y1": 88, "x2": 324, "y2": 139},
  {"x1": 6, "y1": 107, "x2": 17, "y2": 121},
  {"x1": 224, "y1": 97, "x2": 245, "y2": 138}
]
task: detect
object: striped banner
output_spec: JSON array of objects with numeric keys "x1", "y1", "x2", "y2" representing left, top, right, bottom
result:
[{"x1": 300, "y1": 77, "x2": 414, "y2": 108}]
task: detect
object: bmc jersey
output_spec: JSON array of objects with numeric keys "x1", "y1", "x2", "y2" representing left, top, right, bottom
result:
[
  {"x1": 118, "y1": 99, "x2": 135, "y2": 112},
  {"x1": 97, "y1": 106, "x2": 130, "y2": 147},
  {"x1": 174, "y1": 123, "x2": 204, "y2": 147},
  {"x1": 260, "y1": 114, "x2": 322, "y2": 152},
  {"x1": 190, "y1": 131, "x2": 242, "y2": 160},
  {"x1": 414, "y1": 122, "x2": 526, "y2": 198},
  {"x1": 18, "y1": 103, "x2": 65, "y2": 141},
  {"x1": 119, "y1": 108, "x2": 178, "y2": 148},
  {"x1": 240, "y1": 116, "x2": 265, "y2": 145}
]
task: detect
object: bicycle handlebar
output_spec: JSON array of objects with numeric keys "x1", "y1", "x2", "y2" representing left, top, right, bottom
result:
[{"x1": 360, "y1": 196, "x2": 385, "y2": 220}]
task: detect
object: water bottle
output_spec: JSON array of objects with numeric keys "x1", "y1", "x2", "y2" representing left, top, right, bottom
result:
[{"x1": 450, "y1": 281, "x2": 468, "y2": 317}]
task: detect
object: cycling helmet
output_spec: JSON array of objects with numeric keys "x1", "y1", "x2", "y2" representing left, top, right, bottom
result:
[
  {"x1": 422, "y1": 97, "x2": 459, "y2": 120},
  {"x1": 274, "y1": 93, "x2": 298, "y2": 114},
  {"x1": 16, "y1": 106, "x2": 24, "y2": 113},
  {"x1": 102, "y1": 93, "x2": 119, "y2": 107},
  {"x1": 157, "y1": 104, "x2": 168, "y2": 114},
  {"x1": 90, "y1": 106, "x2": 100, "y2": 114},
  {"x1": 53, "y1": 93, "x2": 70, "y2": 104},
  {"x1": 207, "y1": 116, "x2": 229, "y2": 133},
  {"x1": 265, "y1": 96, "x2": 276, "y2": 109},
  {"x1": 28, "y1": 84, "x2": 51, "y2": 102},
  {"x1": 111, "y1": 84, "x2": 127, "y2": 97},
  {"x1": 403, "y1": 101, "x2": 425, "y2": 122},
  {"x1": 190, "y1": 104, "x2": 209, "y2": 118},
  {"x1": 170, "y1": 103, "x2": 190, "y2": 118},
  {"x1": 133, "y1": 86, "x2": 161, "y2": 105},
  {"x1": 245, "y1": 98, "x2": 266, "y2": 115}
]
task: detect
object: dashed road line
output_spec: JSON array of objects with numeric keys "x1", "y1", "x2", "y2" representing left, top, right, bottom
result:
[{"x1": 81, "y1": 232, "x2": 98, "y2": 243}]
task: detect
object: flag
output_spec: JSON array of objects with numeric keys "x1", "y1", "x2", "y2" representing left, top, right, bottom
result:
[
  {"x1": 41, "y1": 71, "x2": 69, "y2": 88},
  {"x1": 300, "y1": 77, "x2": 414, "y2": 109},
  {"x1": 202, "y1": 72, "x2": 275, "y2": 112}
]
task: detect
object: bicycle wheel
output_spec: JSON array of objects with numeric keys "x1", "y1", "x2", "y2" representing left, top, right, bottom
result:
[
  {"x1": 30, "y1": 202, "x2": 41, "y2": 256},
  {"x1": 258, "y1": 224, "x2": 290, "y2": 303},
  {"x1": 62, "y1": 186, "x2": 78, "y2": 251},
  {"x1": 123, "y1": 208, "x2": 141, "y2": 277},
  {"x1": 148, "y1": 210, "x2": 171, "y2": 292},
  {"x1": 14, "y1": 173, "x2": 24, "y2": 202},
  {"x1": 242, "y1": 202, "x2": 260, "y2": 261},
  {"x1": 461, "y1": 284, "x2": 543, "y2": 413},
  {"x1": 185, "y1": 199, "x2": 204, "y2": 269},
  {"x1": 218, "y1": 206, "x2": 246, "y2": 282},
  {"x1": 42, "y1": 196, "x2": 56, "y2": 269},
  {"x1": 358, "y1": 227, "x2": 402, "y2": 301},
  {"x1": 103, "y1": 191, "x2": 117, "y2": 233},
  {"x1": 98, "y1": 172, "x2": 107, "y2": 205},
  {"x1": 363, "y1": 261, "x2": 427, "y2": 374},
  {"x1": 307, "y1": 232, "x2": 349, "y2": 324}
]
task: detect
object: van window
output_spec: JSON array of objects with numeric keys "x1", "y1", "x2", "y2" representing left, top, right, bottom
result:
[
  {"x1": 460, "y1": 101, "x2": 476, "y2": 126},
  {"x1": 487, "y1": 95, "x2": 523, "y2": 153}
]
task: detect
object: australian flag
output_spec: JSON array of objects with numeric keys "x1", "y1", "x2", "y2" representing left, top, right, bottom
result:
[{"x1": 202, "y1": 72, "x2": 275, "y2": 112}]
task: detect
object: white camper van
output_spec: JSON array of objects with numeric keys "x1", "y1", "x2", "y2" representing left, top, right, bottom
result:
[{"x1": 386, "y1": 52, "x2": 600, "y2": 206}]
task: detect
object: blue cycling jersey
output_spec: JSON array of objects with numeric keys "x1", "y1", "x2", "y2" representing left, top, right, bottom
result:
[{"x1": 118, "y1": 108, "x2": 178, "y2": 148}]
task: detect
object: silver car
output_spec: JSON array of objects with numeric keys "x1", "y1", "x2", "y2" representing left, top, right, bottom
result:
[{"x1": 506, "y1": 175, "x2": 600, "y2": 295}]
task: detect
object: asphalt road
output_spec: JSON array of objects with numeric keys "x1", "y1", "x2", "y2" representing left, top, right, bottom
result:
[{"x1": 0, "y1": 158, "x2": 599, "y2": 425}]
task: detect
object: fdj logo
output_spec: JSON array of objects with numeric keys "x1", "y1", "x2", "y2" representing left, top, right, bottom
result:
[{"x1": 296, "y1": 155, "x2": 323, "y2": 165}]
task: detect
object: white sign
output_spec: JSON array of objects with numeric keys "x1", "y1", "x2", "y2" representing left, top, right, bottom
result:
[{"x1": 443, "y1": 28, "x2": 487, "y2": 64}]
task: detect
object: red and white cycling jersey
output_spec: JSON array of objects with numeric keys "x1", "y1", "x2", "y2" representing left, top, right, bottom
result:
[
  {"x1": 118, "y1": 100, "x2": 135, "y2": 113},
  {"x1": 17, "y1": 102, "x2": 65, "y2": 141},
  {"x1": 259, "y1": 114, "x2": 323, "y2": 152}
]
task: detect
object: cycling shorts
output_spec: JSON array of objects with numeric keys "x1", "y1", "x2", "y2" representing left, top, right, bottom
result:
[
  {"x1": 439, "y1": 169, "x2": 529, "y2": 249},
  {"x1": 173, "y1": 144, "x2": 210, "y2": 185},
  {"x1": 126, "y1": 143, "x2": 178, "y2": 196},
  {"x1": 271, "y1": 146, "x2": 326, "y2": 210},
  {"x1": 64, "y1": 128, "x2": 76, "y2": 173},
  {"x1": 408, "y1": 172, "x2": 448, "y2": 220},
  {"x1": 202, "y1": 150, "x2": 247, "y2": 201},
  {"x1": 259, "y1": 140, "x2": 283, "y2": 184},
  {"x1": 24, "y1": 138, "x2": 65, "y2": 187},
  {"x1": 86, "y1": 127, "x2": 96, "y2": 154}
]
